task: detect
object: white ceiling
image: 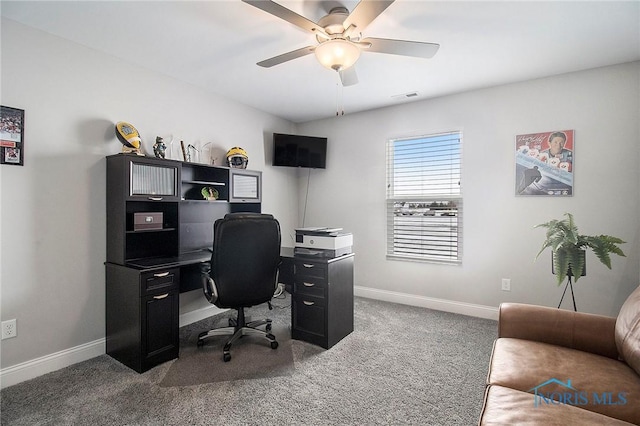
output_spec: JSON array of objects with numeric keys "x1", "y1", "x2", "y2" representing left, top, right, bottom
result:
[{"x1": 2, "y1": 1, "x2": 639, "y2": 123}]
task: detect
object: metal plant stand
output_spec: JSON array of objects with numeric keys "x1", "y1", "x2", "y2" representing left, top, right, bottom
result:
[{"x1": 558, "y1": 275, "x2": 577, "y2": 312}]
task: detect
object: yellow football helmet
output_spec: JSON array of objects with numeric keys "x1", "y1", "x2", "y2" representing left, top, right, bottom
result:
[{"x1": 226, "y1": 146, "x2": 248, "y2": 169}]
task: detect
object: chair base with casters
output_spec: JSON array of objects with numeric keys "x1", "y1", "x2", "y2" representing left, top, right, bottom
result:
[{"x1": 196, "y1": 305, "x2": 279, "y2": 362}]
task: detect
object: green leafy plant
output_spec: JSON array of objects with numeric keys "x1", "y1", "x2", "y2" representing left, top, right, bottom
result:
[{"x1": 535, "y1": 213, "x2": 626, "y2": 285}]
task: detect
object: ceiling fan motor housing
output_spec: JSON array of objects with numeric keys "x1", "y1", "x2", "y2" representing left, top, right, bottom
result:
[{"x1": 318, "y1": 7, "x2": 349, "y2": 35}]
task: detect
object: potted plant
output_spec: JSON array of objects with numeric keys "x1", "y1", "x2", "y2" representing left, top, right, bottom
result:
[{"x1": 534, "y1": 213, "x2": 626, "y2": 309}]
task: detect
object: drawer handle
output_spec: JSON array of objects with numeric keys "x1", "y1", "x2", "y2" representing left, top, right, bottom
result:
[
  {"x1": 148, "y1": 196, "x2": 163, "y2": 201},
  {"x1": 153, "y1": 293, "x2": 169, "y2": 300},
  {"x1": 303, "y1": 263, "x2": 315, "y2": 268},
  {"x1": 303, "y1": 300, "x2": 314, "y2": 306},
  {"x1": 303, "y1": 282, "x2": 315, "y2": 287},
  {"x1": 153, "y1": 272, "x2": 170, "y2": 277}
]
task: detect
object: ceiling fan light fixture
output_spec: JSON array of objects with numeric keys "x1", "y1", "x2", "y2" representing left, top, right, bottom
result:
[{"x1": 314, "y1": 38, "x2": 361, "y2": 71}]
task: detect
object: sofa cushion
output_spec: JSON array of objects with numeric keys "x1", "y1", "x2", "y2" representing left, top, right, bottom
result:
[
  {"x1": 615, "y1": 285, "x2": 640, "y2": 375},
  {"x1": 488, "y1": 338, "x2": 640, "y2": 424},
  {"x1": 479, "y1": 385, "x2": 634, "y2": 425}
]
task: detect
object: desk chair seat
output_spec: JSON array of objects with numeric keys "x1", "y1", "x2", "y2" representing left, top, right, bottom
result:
[{"x1": 197, "y1": 213, "x2": 281, "y2": 362}]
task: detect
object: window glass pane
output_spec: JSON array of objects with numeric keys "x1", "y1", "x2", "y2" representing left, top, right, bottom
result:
[{"x1": 386, "y1": 132, "x2": 462, "y2": 263}]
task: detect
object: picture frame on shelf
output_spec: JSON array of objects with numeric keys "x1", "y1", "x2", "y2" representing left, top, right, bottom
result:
[{"x1": 1, "y1": 105, "x2": 25, "y2": 166}]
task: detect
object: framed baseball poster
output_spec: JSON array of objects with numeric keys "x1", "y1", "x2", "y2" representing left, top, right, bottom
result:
[
  {"x1": 1, "y1": 106, "x2": 25, "y2": 166},
  {"x1": 515, "y1": 130, "x2": 574, "y2": 196}
]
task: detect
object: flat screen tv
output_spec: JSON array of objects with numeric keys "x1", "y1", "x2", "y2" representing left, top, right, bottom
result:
[{"x1": 273, "y1": 133, "x2": 327, "y2": 169}]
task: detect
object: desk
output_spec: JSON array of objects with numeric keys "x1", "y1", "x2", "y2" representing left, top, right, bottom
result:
[
  {"x1": 106, "y1": 155, "x2": 353, "y2": 373},
  {"x1": 105, "y1": 248, "x2": 354, "y2": 373},
  {"x1": 105, "y1": 154, "x2": 263, "y2": 373}
]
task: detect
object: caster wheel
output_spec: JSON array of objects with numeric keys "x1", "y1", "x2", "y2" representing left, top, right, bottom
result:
[
  {"x1": 266, "y1": 323, "x2": 272, "y2": 332},
  {"x1": 271, "y1": 341, "x2": 279, "y2": 350},
  {"x1": 197, "y1": 339, "x2": 204, "y2": 347},
  {"x1": 223, "y1": 353, "x2": 231, "y2": 362}
]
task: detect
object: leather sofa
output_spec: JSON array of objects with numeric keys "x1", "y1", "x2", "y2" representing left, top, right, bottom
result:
[{"x1": 479, "y1": 285, "x2": 640, "y2": 425}]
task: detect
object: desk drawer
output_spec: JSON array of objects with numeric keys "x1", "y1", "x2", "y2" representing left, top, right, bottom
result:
[
  {"x1": 294, "y1": 277, "x2": 325, "y2": 298},
  {"x1": 292, "y1": 294, "x2": 325, "y2": 337},
  {"x1": 294, "y1": 260, "x2": 327, "y2": 280},
  {"x1": 140, "y1": 268, "x2": 179, "y2": 296}
]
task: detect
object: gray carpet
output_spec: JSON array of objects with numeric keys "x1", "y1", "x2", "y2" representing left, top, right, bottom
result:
[
  {"x1": 160, "y1": 322, "x2": 295, "y2": 387},
  {"x1": 0, "y1": 295, "x2": 497, "y2": 425}
]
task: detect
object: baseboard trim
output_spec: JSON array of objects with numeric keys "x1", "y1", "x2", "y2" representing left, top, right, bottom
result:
[
  {"x1": 179, "y1": 304, "x2": 225, "y2": 327},
  {"x1": 0, "y1": 307, "x2": 226, "y2": 389},
  {"x1": 0, "y1": 338, "x2": 105, "y2": 390},
  {"x1": 354, "y1": 286, "x2": 499, "y2": 321}
]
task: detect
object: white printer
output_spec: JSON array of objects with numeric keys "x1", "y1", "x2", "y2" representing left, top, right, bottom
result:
[{"x1": 294, "y1": 227, "x2": 353, "y2": 258}]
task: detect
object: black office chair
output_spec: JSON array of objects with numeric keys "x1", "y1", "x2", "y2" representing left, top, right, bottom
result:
[{"x1": 197, "y1": 212, "x2": 281, "y2": 362}]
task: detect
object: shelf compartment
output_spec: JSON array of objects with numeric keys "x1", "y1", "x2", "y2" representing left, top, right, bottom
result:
[
  {"x1": 125, "y1": 230, "x2": 179, "y2": 261},
  {"x1": 125, "y1": 201, "x2": 179, "y2": 232},
  {"x1": 182, "y1": 184, "x2": 228, "y2": 202}
]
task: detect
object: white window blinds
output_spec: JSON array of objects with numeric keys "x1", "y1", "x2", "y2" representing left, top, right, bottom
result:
[{"x1": 386, "y1": 132, "x2": 463, "y2": 263}]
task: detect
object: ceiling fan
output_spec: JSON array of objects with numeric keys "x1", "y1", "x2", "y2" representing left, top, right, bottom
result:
[{"x1": 242, "y1": 0, "x2": 440, "y2": 86}]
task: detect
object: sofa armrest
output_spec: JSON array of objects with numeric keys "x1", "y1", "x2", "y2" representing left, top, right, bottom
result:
[{"x1": 498, "y1": 303, "x2": 619, "y2": 359}]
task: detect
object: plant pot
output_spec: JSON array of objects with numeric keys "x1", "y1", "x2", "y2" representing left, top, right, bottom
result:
[{"x1": 551, "y1": 250, "x2": 586, "y2": 277}]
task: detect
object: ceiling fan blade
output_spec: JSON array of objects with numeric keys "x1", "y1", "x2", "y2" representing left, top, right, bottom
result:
[
  {"x1": 242, "y1": 0, "x2": 327, "y2": 36},
  {"x1": 256, "y1": 45, "x2": 315, "y2": 68},
  {"x1": 361, "y1": 37, "x2": 440, "y2": 58},
  {"x1": 343, "y1": 0, "x2": 394, "y2": 32},
  {"x1": 339, "y1": 67, "x2": 358, "y2": 87}
]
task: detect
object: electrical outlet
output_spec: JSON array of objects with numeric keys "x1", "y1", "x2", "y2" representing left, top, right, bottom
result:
[
  {"x1": 1, "y1": 319, "x2": 17, "y2": 339},
  {"x1": 501, "y1": 278, "x2": 511, "y2": 292}
]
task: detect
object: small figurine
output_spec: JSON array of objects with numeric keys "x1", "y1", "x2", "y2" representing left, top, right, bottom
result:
[
  {"x1": 187, "y1": 144, "x2": 199, "y2": 163},
  {"x1": 153, "y1": 136, "x2": 167, "y2": 159},
  {"x1": 201, "y1": 186, "x2": 219, "y2": 200}
]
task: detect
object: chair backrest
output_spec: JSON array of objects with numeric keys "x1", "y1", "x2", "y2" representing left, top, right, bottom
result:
[{"x1": 210, "y1": 212, "x2": 281, "y2": 309}]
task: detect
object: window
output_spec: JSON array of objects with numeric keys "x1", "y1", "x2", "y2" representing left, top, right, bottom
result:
[{"x1": 386, "y1": 132, "x2": 462, "y2": 263}]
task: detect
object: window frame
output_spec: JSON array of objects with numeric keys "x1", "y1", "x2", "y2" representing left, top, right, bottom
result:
[{"x1": 386, "y1": 131, "x2": 463, "y2": 264}]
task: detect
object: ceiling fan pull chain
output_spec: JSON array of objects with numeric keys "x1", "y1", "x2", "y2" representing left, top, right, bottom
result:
[
  {"x1": 341, "y1": 81, "x2": 345, "y2": 116},
  {"x1": 336, "y1": 82, "x2": 340, "y2": 116},
  {"x1": 335, "y1": 77, "x2": 345, "y2": 116}
]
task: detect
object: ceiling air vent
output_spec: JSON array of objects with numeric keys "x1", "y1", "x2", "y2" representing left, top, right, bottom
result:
[{"x1": 392, "y1": 91, "x2": 419, "y2": 100}]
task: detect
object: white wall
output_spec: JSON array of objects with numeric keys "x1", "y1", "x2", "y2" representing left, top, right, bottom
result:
[
  {"x1": 0, "y1": 19, "x2": 297, "y2": 370},
  {"x1": 297, "y1": 62, "x2": 640, "y2": 317}
]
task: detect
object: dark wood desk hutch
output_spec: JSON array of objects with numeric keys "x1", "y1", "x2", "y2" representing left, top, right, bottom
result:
[{"x1": 105, "y1": 154, "x2": 261, "y2": 372}]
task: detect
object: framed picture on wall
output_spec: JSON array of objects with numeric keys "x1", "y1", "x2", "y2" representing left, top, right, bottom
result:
[
  {"x1": 515, "y1": 130, "x2": 574, "y2": 196},
  {"x1": 1, "y1": 105, "x2": 25, "y2": 166}
]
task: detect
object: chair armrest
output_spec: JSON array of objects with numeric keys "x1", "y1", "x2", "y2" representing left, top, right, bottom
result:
[{"x1": 498, "y1": 303, "x2": 619, "y2": 359}]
